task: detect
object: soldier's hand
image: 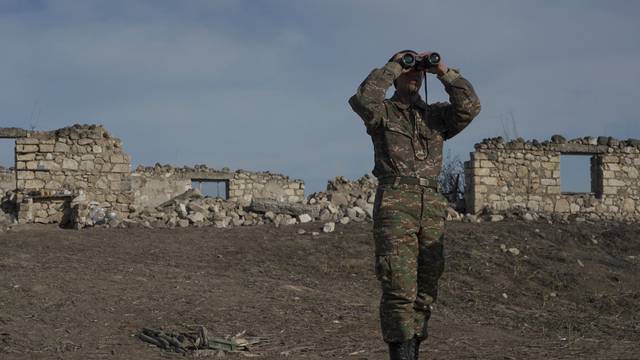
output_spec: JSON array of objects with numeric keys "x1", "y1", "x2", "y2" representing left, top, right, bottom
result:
[
  {"x1": 418, "y1": 51, "x2": 448, "y2": 77},
  {"x1": 391, "y1": 51, "x2": 417, "y2": 74}
]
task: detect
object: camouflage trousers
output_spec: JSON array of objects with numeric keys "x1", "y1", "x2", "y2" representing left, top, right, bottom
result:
[{"x1": 373, "y1": 183, "x2": 447, "y2": 343}]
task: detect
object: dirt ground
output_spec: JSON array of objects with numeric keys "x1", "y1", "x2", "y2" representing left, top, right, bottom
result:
[{"x1": 1, "y1": 220, "x2": 639, "y2": 359}]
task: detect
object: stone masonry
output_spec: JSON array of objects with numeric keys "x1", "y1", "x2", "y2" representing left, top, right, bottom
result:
[
  {"x1": 1, "y1": 124, "x2": 306, "y2": 226},
  {"x1": 131, "y1": 164, "x2": 305, "y2": 209},
  {"x1": 0, "y1": 167, "x2": 14, "y2": 195},
  {"x1": 11, "y1": 125, "x2": 133, "y2": 224},
  {"x1": 465, "y1": 135, "x2": 640, "y2": 221},
  {"x1": 5, "y1": 123, "x2": 640, "y2": 227}
]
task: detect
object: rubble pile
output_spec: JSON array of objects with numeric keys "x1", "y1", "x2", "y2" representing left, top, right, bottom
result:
[
  {"x1": 75, "y1": 175, "x2": 379, "y2": 230},
  {"x1": 453, "y1": 206, "x2": 605, "y2": 224},
  {"x1": 0, "y1": 191, "x2": 17, "y2": 231}
]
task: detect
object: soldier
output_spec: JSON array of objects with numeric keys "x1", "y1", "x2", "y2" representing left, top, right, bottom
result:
[{"x1": 348, "y1": 50, "x2": 480, "y2": 360}]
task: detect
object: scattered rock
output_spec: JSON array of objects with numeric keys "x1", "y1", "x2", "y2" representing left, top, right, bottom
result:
[
  {"x1": 250, "y1": 199, "x2": 321, "y2": 218},
  {"x1": 322, "y1": 222, "x2": 335, "y2": 233},
  {"x1": 328, "y1": 192, "x2": 349, "y2": 207},
  {"x1": 187, "y1": 212, "x2": 205, "y2": 224},
  {"x1": 551, "y1": 134, "x2": 567, "y2": 144},
  {"x1": 463, "y1": 214, "x2": 478, "y2": 223},
  {"x1": 298, "y1": 214, "x2": 312, "y2": 223},
  {"x1": 446, "y1": 207, "x2": 462, "y2": 221}
]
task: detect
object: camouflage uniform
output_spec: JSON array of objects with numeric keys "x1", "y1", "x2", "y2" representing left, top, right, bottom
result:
[{"x1": 349, "y1": 61, "x2": 480, "y2": 344}]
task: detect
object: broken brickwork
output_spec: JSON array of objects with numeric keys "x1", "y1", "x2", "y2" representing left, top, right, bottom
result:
[
  {"x1": 465, "y1": 136, "x2": 640, "y2": 221},
  {"x1": 1, "y1": 124, "x2": 305, "y2": 226},
  {"x1": 131, "y1": 165, "x2": 305, "y2": 209},
  {"x1": 9, "y1": 125, "x2": 133, "y2": 224},
  {"x1": 0, "y1": 167, "x2": 14, "y2": 195}
]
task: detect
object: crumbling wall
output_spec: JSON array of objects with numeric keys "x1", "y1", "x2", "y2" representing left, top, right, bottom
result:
[
  {"x1": 131, "y1": 166, "x2": 193, "y2": 209},
  {"x1": 0, "y1": 167, "x2": 15, "y2": 195},
  {"x1": 127, "y1": 174, "x2": 375, "y2": 230},
  {"x1": 131, "y1": 165, "x2": 305, "y2": 209},
  {"x1": 465, "y1": 136, "x2": 640, "y2": 221},
  {"x1": 229, "y1": 170, "x2": 304, "y2": 206},
  {"x1": 13, "y1": 125, "x2": 133, "y2": 224}
]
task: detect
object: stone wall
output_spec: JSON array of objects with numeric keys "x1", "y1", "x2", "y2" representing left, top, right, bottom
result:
[
  {"x1": 0, "y1": 167, "x2": 15, "y2": 195},
  {"x1": 229, "y1": 169, "x2": 305, "y2": 206},
  {"x1": 11, "y1": 125, "x2": 133, "y2": 224},
  {"x1": 465, "y1": 135, "x2": 640, "y2": 221},
  {"x1": 131, "y1": 164, "x2": 305, "y2": 209}
]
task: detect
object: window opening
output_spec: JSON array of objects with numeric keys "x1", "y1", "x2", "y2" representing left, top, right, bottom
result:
[
  {"x1": 560, "y1": 154, "x2": 594, "y2": 194},
  {"x1": 191, "y1": 180, "x2": 228, "y2": 200}
]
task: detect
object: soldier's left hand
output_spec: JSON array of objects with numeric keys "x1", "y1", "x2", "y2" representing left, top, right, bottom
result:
[{"x1": 418, "y1": 51, "x2": 448, "y2": 77}]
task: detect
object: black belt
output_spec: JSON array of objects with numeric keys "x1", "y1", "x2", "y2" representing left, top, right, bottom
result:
[{"x1": 378, "y1": 176, "x2": 438, "y2": 190}]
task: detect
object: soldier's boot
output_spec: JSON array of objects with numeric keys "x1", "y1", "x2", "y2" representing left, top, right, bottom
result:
[
  {"x1": 414, "y1": 309, "x2": 430, "y2": 359},
  {"x1": 413, "y1": 336, "x2": 421, "y2": 359},
  {"x1": 388, "y1": 340, "x2": 414, "y2": 360}
]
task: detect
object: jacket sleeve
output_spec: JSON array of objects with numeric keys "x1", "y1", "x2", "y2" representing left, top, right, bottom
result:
[
  {"x1": 429, "y1": 68, "x2": 481, "y2": 140},
  {"x1": 348, "y1": 62, "x2": 403, "y2": 133}
]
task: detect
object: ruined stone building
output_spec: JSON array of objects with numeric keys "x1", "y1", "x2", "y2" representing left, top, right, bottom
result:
[
  {"x1": 465, "y1": 136, "x2": 640, "y2": 221},
  {"x1": 0, "y1": 125, "x2": 304, "y2": 225},
  {"x1": 4, "y1": 124, "x2": 640, "y2": 226}
]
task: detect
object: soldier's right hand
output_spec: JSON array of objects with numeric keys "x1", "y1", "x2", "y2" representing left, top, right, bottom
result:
[{"x1": 390, "y1": 51, "x2": 417, "y2": 74}]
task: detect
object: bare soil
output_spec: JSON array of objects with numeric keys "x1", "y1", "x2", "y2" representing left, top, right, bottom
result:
[{"x1": 1, "y1": 220, "x2": 639, "y2": 359}]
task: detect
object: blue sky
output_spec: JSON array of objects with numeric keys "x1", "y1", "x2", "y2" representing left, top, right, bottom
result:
[{"x1": 1, "y1": 0, "x2": 639, "y2": 193}]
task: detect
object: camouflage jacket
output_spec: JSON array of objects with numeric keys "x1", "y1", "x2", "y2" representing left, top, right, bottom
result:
[{"x1": 349, "y1": 61, "x2": 480, "y2": 181}]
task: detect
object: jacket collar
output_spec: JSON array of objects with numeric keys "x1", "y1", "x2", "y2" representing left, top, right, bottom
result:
[{"x1": 390, "y1": 91, "x2": 427, "y2": 111}]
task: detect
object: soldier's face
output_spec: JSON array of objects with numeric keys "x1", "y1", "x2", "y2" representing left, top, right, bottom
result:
[{"x1": 396, "y1": 69, "x2": 424, "y2": 94}]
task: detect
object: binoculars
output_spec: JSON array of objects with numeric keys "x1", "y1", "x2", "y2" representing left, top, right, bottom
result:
[{"x1": 400, "y1": 52, "x2": 441, "y2": 70}]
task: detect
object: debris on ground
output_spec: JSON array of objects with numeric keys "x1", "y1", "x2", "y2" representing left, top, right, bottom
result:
[{"x1": 136, "y1": 326, "x2": 265, "y2": 355}]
